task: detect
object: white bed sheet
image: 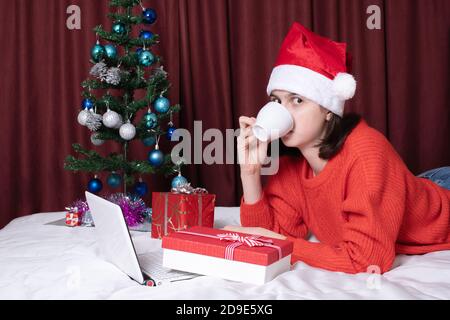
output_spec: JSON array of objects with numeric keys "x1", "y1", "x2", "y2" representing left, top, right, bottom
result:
[{"x1": 1, "y1": 207, "x2": 450, "y2": 300}]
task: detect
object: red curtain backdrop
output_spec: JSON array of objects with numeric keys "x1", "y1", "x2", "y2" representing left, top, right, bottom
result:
[{"x1": 0, "y1": 0, "x2": 449, "y2": 228}]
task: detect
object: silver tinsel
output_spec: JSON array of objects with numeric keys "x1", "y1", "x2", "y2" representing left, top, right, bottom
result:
[
  {"x1": 104, "y1": 67, "x2": 122, "y2": 85},
  {"x1": 90, "y1": 62, "x2": 122, "y2": 86},
  {"x1": 85, "y1": 112, "x2": 103, "y2": 131},
  {"x1": 171, "y1": 183, "x2": 208, "y2": 195},
  {"x1": 90, "y1": 62, "x2": 108, "y2": 78},
  {"x1": 153, "y1": 65, "x2": 168, "y2": 77}
]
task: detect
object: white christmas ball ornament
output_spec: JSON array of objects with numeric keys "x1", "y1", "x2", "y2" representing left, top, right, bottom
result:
[
  {"x1": 90, "y1": 133, "x2": 104, "y2": 146},
  {"x1": 77, "y1": 110, "x2": 90, "y2": 126},
  {"x1": 103, "y1": 110, "x2": 121, "y2": 128},
  {"x1": 119, "y1": 122, "x2": 136, "y2": 140}
]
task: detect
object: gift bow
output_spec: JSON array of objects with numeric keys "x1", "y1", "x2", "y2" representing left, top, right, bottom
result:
[
  {"x1": 217, "y1": 233, "x2": 273, "y2": 247},
  {"x1": 65, "y1": 207, "x2": 78, "y2": 214},
  {"x1": 171, "y1": 183, "x2": 208, "y2": 195},
  {"x1": 177, "y1": 231, "x2": 282, "y2": 261},
  {"x1": 217, "y1": 233, "x2": 279, "y2": 261}
]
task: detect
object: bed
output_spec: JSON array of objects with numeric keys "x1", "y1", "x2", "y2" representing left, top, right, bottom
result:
[{"x1": 1, "y1": 207, "x2": 450, "y2": 300}]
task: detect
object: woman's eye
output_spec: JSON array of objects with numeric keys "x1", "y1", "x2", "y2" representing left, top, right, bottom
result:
[
  {"x1": 293, "y1": 97, "x2": 303, "y2": 104},
  {"x1": 270, "y1": 98, "x2": 281, "y2": 104}
]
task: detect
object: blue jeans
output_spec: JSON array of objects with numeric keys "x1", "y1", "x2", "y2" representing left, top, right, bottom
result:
[{"x1": 417, "y1": 167, "x2": 450, "y2": 190}]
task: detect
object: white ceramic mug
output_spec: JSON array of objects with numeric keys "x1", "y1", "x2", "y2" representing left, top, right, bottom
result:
[{"x1": 252, "y1": 102, "x2": 294, "y2": 142}]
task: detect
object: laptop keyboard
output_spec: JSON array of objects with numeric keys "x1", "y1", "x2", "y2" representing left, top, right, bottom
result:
[{"x1": 137, "y1": 250, "x2": 199, "y2": 282}]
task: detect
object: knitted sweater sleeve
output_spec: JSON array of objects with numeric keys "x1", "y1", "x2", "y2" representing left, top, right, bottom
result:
[
  {"x1": 240, "y1": 158, "x2": 309, "y2": 240},
  {"x1": 287, "y1": 158, "x2": 403, "y2": 274}
]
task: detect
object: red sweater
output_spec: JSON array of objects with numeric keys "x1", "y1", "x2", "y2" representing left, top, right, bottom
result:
[{"x1": 240, "y1": 119, "x2": 450, "y2": 274}]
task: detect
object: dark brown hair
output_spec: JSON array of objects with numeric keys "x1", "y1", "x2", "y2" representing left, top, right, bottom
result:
[{"x1": 279, "y1": 113, "x2": 361, "y2": 160}]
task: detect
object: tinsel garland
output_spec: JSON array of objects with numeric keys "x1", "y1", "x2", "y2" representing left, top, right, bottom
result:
[
  {"x1": 85, "y1": 112, "x2": 103, "y2": 131},
  {"x1": 107, "y1": 193, "x2": 150, "y2": 226},
  {"x1": 66, "y1": 193, "x2": 151, "y2": 227},
  {"x1": 90, "y1": 62, "x2": 108, "y2": 78},
  {"x1": 89, "y1": 62, "x2": 123, "y2": 85}
]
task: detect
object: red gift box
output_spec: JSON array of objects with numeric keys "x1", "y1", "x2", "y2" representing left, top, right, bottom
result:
[
  {"x1": 65, "y1": 212, "x2": 81, "y2": 227},
  {"x1": 162, "y1": 226, "x2": 294, "y2": 284},
  {"x1": 151, "y1": 192, "x2": 215, "y2": 239},
  {"x1": 162, "y1": 226, "x2": 293, "y2": 266}
]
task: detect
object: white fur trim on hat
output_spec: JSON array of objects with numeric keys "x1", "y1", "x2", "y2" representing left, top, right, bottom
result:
[{"x1": 267, "y1": 65, "x2": 357, "y2": 117}]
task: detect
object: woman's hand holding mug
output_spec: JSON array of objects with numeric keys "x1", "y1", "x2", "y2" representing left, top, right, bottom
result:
[
  {"x1": 238, "y1": 103, "x2": 293, "y2": 204},
  {"x1": 238, "y1": 116, "x2": 269, "y2": 176},
  {"x1": 238, "y1": 102, "x2": 294, "y2": 176}
]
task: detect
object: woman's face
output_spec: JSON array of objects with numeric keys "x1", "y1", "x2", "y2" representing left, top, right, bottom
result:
[{"x1": 270, "y1": 90, "x2": 330, "y2": 149}]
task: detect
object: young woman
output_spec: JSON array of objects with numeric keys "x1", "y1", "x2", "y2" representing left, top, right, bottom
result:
[{"x1": 225, "y1": 22, "x2": 450, "y2": 274}]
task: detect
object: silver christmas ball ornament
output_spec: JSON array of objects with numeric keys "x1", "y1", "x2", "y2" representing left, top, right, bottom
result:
[
  {"x1": 103, "y1": 110, "x2": 121, "y2": 128},
  {"x1": 119, "y1": 121, "x2": 136, "y2": 140},
  {"x1": 77, "y1": 110, "x2": 90, "y2": 126},
  {"x1": 90, "y1": 133, "x2": 105, "y2": 146}
]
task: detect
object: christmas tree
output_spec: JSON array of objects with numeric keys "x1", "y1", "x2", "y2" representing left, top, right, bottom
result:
[{"x1": 65, "y1": 0, "x2": 186, "y2": 196}]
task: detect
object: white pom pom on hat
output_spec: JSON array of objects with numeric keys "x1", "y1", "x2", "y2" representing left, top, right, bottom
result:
[
  {"x1": 266, "y1": 22, "x2": 357, "y2": 118},
  {"x1": 332, "y1": 73, "x2": 357, "y2": 100}
]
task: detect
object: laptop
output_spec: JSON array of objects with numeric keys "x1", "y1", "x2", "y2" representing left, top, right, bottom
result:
[{"x1": 85, "y1": 191, "x2": 199, "y2": 286}]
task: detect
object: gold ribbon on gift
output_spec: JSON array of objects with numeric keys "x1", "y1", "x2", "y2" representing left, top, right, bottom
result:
[{"x1": 156, "y1": 183, "x2": 210, "y2": 238}]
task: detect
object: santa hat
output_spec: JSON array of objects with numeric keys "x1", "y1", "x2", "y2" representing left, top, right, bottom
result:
[{"x1": 267, "y1": 22, "x2": 356, "y2": 117}]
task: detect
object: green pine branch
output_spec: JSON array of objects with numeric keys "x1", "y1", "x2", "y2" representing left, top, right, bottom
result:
[
  {"x1": 82, "y1": 78, "x2": 148, "y2": 91},
  {"x1": 94, "y1": 128, "x2": 124, "y2": 143},
  {"x1": 107, "y1": 12, "x2": 149, "y2": 25},
  {"x1": 65, "y1": 144, "x2": 179, "y2": 178},
  {"x1": 109, "y1": 0, "x2": 141, "y2": 8},
  {"x1": 94, "y1": 25, "x2": 159, "y2": 48},
  {"x1": 85, "y1": 93, "x2": 124, "y2": 112},
  {"x1": 64, "y1": 144, "x2": 127, "y2": 172},
  {"x1": 91, "y1": 51, "x2": 152, "y2": 70},
  {"x1": 81, "y1": 70, "x2": 173, "y2": 115}
]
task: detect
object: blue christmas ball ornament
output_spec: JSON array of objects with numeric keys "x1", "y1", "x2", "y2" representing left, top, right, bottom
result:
[
  {"x1": 148, "y1": 149, "x2": 164, "y2": 167},
  {"x1": 143, "y1": 8, "x2": 157, "y2": 24},
  {"x1": 154, "y1": 97, "x2": 170, "y2": 114},
  {"x1": 112, "y1": 22, "x2": 126, "y2": 35},
  {"x1": 104, "y1": 44, "x2": 117, "y2": 59},
  {"x1": 140, "y1": 30, "x2": 154, "y2": 40},
  {"x1": 107, "y1": 173, "x2": 122, "y2": 188},
  {"x1": 171, "y1": 175, "x2": 188, "y2": 189},
  {"x1": 88, "y1": 178, "x2": 103, "y2": 193},
  {"x1": 143, "y1": 112, "x2": 158, "y2": 129},
  {"x1": 142, "y1": 136, "x2": 156, "y2": 147},
  {"x1": 134, "y1": 181, "x2": 149, "y2": 197},
  {"x1": 82, "y1": 98, "x2": 94, "y2": 110},
  {"x1": 91, "y1": 44, "x2": 105, "y2": 62},
  {"x1": 138, "y1": 50, "x2": 155, "y2": 67},
  {"x1": 167, "y1": 126, "x2": 177, "y2": 140}
]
